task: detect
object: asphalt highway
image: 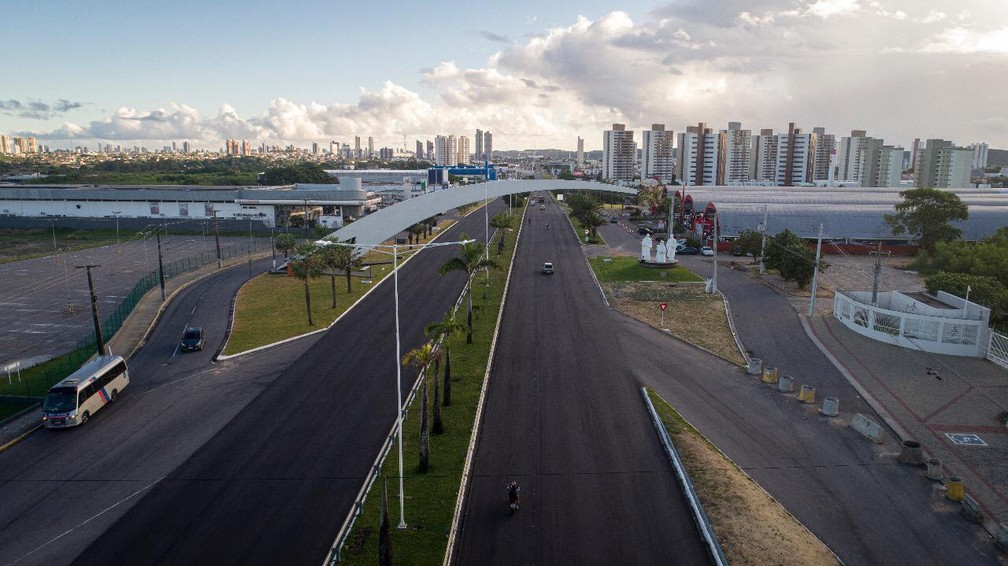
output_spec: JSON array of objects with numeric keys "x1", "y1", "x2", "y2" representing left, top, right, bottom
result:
[
  {"x1": 453, "y1": 197, "x2": 713, "y2": 565},
  {"x1": 68, "y1": 204, "x2": 506, "y2": 565},
  {"x1": 595, "y1": 219, "x2": 999, "y2": 564},
  {"x1": 0, "y1": 257, "x2": 297, "y2": 565}
]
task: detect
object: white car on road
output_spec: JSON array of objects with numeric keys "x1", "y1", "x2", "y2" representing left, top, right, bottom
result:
[{"x1": 701, "y1": 246, "x2": 714, "y2": 256}]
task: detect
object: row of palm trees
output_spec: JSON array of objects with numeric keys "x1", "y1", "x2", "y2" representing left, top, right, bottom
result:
[{"x1": 276, "y1": 233, "x2": 363, "y2": 326}]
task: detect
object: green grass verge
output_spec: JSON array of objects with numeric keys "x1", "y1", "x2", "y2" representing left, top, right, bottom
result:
[
  {"x1": 223, "y1": 266, "x2": 391, "y2": 354},
  {"x1": 568, "y1": 214, "x2": 605, "y2": 245},
  {"x1": 588, "y1": 256, "x2": 702, "y2": 282},
  {"x1": 0, "y1": 343, "x2": 99, "y2": 420},
  {"x1": 337, "y1": 227, "x2": 517, "y2": 565}
]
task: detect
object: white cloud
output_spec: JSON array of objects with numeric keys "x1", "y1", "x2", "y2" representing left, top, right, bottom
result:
[
  {"x1": 805, "y1": 0, "x2": 861, "y2": 19},
  {"x1": 31, "y1": 3, "x2": 1008, "y2": 149},
  {"x1": 923, "y1": 25, "x2": 1008, "y2": 54}
]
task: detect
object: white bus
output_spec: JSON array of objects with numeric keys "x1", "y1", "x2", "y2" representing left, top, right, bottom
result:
[{"x1": 41, "y1": 355, "x2": 129, "y2": 428}]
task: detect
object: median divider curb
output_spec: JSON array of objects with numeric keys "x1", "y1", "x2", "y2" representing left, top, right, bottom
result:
[
  {"x1": 442, "y1": 204, "x2": 525, "y2": 566},
  {"x1": 717, "y1": 290, "x2": 749, "y2": 367},
  {"x1": 0, "y1": 424, "x2": 42, "y2": 454},
  {"x1": 641, "y1": 387, "x2": 728, "y2": 566}
]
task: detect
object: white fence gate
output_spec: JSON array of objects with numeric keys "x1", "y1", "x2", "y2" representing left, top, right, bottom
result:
[{"x1": 989, "y1": 331, "x2": 1008, "y2": 371}]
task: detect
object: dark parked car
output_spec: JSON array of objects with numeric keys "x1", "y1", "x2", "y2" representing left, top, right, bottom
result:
[
  {"x1": 180, "y1": 327, "x2": 205, "y2": 352},
  {"x1": 677, "y1": 246, "x2": 700, "y2": 255},
  {"x1": 608, "y1": 217, "x2": 618, "y2": 224},
  {"x1": 637, "y1": 226, "x2": 651, "y2": 235}
]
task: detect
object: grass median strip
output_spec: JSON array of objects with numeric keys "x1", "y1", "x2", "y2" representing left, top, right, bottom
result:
[
  {"x1": 223, "y1": 221, "x2": 455, "y2": 355},
  {"x1": 588, "y1": 256, "x2": 745, "y2": 365},
  {"x1": 645, "y1": 388, "x2": 839, "y2": 566},
  {"x1": 337, "y1": 224, "x2": 518, "y2": 564}
]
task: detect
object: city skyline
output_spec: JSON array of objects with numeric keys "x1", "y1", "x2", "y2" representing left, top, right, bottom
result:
[{"x1": 3, "y1": 1, "x2": 1008, "y2": 151}]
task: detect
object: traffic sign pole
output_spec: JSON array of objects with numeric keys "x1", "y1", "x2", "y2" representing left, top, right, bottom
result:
[{"x1": 659, "y1": 302, "x2": 667, "y2": 327}]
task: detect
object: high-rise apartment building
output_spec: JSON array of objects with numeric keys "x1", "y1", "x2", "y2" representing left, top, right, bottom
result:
[
  {"x1": 367, "y1": 137, "x2": 374, "y2": 158},
  {"x1": 354, "y1": 136, "x2": 362, "y2": 158},
  {"x1": 475, "y1": 129, "x2": 483, "y2": 161},
  {"x1": 415, "y1": 140, "x2": 424, "y2": 160},
  {"x1": 858, "y1": 141, "x2": 904, "y2": 187},
  {"x1": 312, "y1": 142, "x2": 320, "y2": 155},
  {"x1": 837, "y1": 130, "x2": 870, "y2": 183},
  {"x1": 910, "y1": 138, "x2": 922, "y2": 173},
  {"x1": 775, "y1": 123, "x2": 812, "y2": 186},
  {"x1": 641, "y1": 124, "x2": 675, "y2": 183},
  {"x1": 457, "y1": 135, "x2": 471, "y2": 164},
  {"x1": 576, "y1": 137, "x2": 584, "y2": 166},
  {"x1": 810, "y1": 127, "x2": 836, "y2": 182},
  {"x1": 970, "y1": 142, "x2": 989, "y2": 169},
  {"x1": 483, "y1": 131, "x2": 493, "y2": 161},
  {"x1": 915, "y1": 139, "x2": 973, "y2": 188},
  {"x1": 749, "y1": 129, "x2": 778, "y2": 184},
  {"x1": 182, "y1": 141, "x2": 191, "y2": 154},
  {"x1": 0, "y1": 135, "x2": 8, "y2": 154},
  {"x1": 426, "y1": 140, "x2": 434, "y2": 161},
  {"x1": 240, "y1": 140, "x2": 251, "y2": 156},
  {"x1": 677, "y1": 123, "x2": 720, "y2": 186},
  {"x1": 434, "y1": 135, "x2": 458, "y2": 166},
  {"x1": 602, "y1": 123, "x2": 636, "y2": 182},
  {"x1": 718, "y1": 122, "x2": 751, "y2": 185}
]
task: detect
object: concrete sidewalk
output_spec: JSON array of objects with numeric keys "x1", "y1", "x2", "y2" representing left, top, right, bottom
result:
[{"x1": 807, "y1": 312, "x2": 1008, "y2": 534}]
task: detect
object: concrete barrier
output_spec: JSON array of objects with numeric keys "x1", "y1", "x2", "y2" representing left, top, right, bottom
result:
[
  {"x1": 778, "y1": 374, "x2": 794, "y2": 393},
  {"x1": 761, "y1": 366, "x2": 778, "y2": 384},
  {"x1": 798, "y1": 385, "x2": 816, "y2": 404},
  {"x1": 961, "y1": 494, "x2": 983, "y2": 523},
  {"x1": 898, "y1": 440, "x2": 925, "y2": 466},
  {"x1": 850, "y1": 413, "x2": 885, "y2": 443},
  {"x1": 946, "y1": 476, "x2": 964, "y2": 502},
  {"x1": 821, "y1": 396, "x2": 839, "y2": 417},
  {"x1": 925, "y1": 458, "x2": 943, "y2": 481},
  {"x1": 746, "y1": 357, "x2": 762, "y2": 375}
]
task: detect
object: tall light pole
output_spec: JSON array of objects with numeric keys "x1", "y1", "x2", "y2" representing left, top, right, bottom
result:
[
  {"x1": 809, "y1": 223, "x2": 824, "y2": 317},
  {"x1": 321, "y1": 237, "x2": 474, "y2": 529},
  {"x1": 111, "y1": 211, "x2": 122, "y2": 244}
]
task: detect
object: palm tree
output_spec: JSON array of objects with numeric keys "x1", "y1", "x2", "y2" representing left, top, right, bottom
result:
[
  {"x1": 438, "y1": 235, "x2": 500, "y2": 344},
  {"x1": 426, "y1": 312, "x2": 465, "y2": 407},
  {"x1": 408, "y1": 223, "x2": 424, "y2": 245},
  {"x1": 290, "y1": 243, "x2": 322, "y2": 326},
  {"x1": 275, "y1": 233, "x2": 297, "y2": 260},
  {"x1": 402, "y1": 341, "x2": 437, "y2": 472},
  {"x1": 315, "y1": 244, "x2": 341, "y2": 309},
  {"x1": 490, "y1": 213, "x2": 515, "y2": 256},
  {"x1": 330, "y1": 237, "x2": 361, "y2": 293}
]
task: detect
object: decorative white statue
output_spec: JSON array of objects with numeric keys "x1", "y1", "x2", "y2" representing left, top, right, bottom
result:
[
  {"x1": 641, "y1": 234, "x2": 653, "y2": 262},
  {"x1": 656, "y1": 240, "x2": 667, "y2": 263},
  {"x1": 668, "y1": 240, "x2": 677, "y2": 261}
]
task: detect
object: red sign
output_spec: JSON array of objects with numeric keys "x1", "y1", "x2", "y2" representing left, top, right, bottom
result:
[{"x1": 659, "y1": 303, "x2": 667, "y2": 311}]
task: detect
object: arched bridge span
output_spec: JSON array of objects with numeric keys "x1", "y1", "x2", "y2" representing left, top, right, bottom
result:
[{"x1": 328, "y1": 179, "x2": 634, "y2": 248}]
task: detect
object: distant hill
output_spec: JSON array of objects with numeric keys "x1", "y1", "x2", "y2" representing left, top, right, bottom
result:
[{"x1": 988, "y1": 148, "x2": 1008, "y2": 167}]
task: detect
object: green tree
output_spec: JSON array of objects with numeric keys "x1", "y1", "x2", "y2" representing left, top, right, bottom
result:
[
  {"x1": 884, "y1": 188, "x2": 969, "y2": 254},
  {"x1": 916, "y1": 227, "x2": 1008, "y2": 286},
  {"x1": 326, "y1": 237, "x2": 361, "y2": 293},
  {"x1": 401, "y1": 341, "x2": 438, "y2": 473},
  {"x1": 924, "y1": 272, "x2": 1008, "y2": 313},
  {"x1": 764, "y1": 230, "x2": 829, "y2": 289},
  {"x1": 733, "y1": 229, "x2": 763, "y2": 263},
  {"x1": 425, "y1": 312, "x2": 465, "y2": 406},
  {"x1": 438, "y1": 235, "x2": 500, "y2": 344},
  {"x1": 315, "y1": 244, "x2": 341, "y2": 309},
  {"x1": 261, "y1": 162, "x2": 336, "y2": 185},
  {"x1": 275, "y1": 233, "x2": 297, "y2": 259},
  {"x1": 290, "y1": 243, "x2": 322, "y2": 325},
  {"x1": 489, "y1": 212, "x2": 515, "y2": 256}
]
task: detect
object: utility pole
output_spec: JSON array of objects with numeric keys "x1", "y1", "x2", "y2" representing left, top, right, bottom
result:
[
  {"x1": 869, "y1": 240, "x2": 888, "y2": 306},
  {"x1": 758, "y1": 205, "x2": 769, "y2": 275},
  {"x1": 711, "y1": 214, "x2": 719, "y2": 293},
  {"x1": 156, "y1": 225, "x2": 166, "y2": 301},
  {"x1": 76, "y1": 264, "x2": 106, "y2": 356},
  {"x1": 809, "y1": 223, "x2": 824, "y2": 317},
  {"x1": 213, "y1": 209, "x2": 222, "y2": 269}
]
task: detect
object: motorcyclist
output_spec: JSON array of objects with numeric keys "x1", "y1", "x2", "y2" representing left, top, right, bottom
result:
[
  {"x1": 545, "y1": 222, "x2": 550, "y2": 230},
  {"x1": 528, "y1": 217, "x2": 532, "y2": 224},
  {"x1": 507, "y1": 481, "x2": 521, "y2": 513}
]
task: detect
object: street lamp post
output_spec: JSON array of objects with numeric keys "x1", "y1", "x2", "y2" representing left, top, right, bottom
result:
[
  {"x1": 111, "y1": 211, "x2": 122, "y2": 244},
  {"x1": 321, "y1": 236, "x2": 474, "y2": 529}
]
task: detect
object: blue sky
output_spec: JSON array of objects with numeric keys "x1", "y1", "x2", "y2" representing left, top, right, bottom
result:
[{"x1": 4, "y1": 0, "x2": 1008, "y2": 151}]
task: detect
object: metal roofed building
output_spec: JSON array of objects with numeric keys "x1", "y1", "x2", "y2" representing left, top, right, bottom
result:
[
  {"x1": 0, "y1": 181, "x2": 381, "y2": 228},
  {"x1": 676, "y1": 185, "x2": 1008, "y2": 242}
]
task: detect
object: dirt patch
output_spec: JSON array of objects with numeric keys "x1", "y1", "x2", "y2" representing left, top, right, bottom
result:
[
  {"x1": 604, "y1": 281, "x2": 746, "y2": 366},
  {"x1": 652, "y1": 393, "x2": 839, "y2": 566}
]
